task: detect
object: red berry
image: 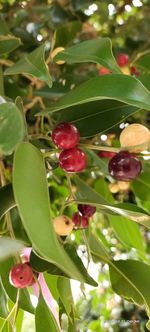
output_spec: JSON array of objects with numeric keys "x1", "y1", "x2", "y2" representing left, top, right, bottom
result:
[
  {"x1": 9, "y1": 263, "x2": 34, "y2": 288},
  {"x1": 130, "y1": 66, "x2": 140, "y2": 76},
  {"x1": 78, "y1": 204, "x2": 96, "y2": 217},
  {"x1": 52, "y1": 122, "x2": 80, "y2": 149},
  {"x1": 72, "y1": 212, "x2": 81, "y2": 227},
  {"x1": 98, "y1": 151, "x2": 116, "y2": 159},
  {"x1": 59, "y1": 148, "x2": 87, "y2": 172},
  {"x1": 116, "y1": 53, "x2": 129, "y2": 67},
  {"x1": 98, "y1": 67, "x2": 111, "y2": 75},
  {"x1": 108, "y1": 151, "x2": 142, "y2": 181},
  {"x1": 72, "y1": 212, "x2": 89, "y2": 228}
]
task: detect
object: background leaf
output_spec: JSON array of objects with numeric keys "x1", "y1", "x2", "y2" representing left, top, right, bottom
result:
[
  {"x1": 0, "y1": 102, "x2": 25, "y2": 155},
  {"x1": 35, "y1": 294, "x2": 60, "y2": 332},
  {"x1": 5, "y1": 44, "x2": 52, "y2": 88},
  {"x1": 0, "y1": 35, "x2": 21, "y2": 55}
]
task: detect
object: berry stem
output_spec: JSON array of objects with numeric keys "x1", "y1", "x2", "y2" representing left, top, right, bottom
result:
[
  {"x1": 12, "y1": 288, "x2": 20, "y2": 327},
  {"x1": 82, "y1": 229, "x2": 92, "y2": 269}
]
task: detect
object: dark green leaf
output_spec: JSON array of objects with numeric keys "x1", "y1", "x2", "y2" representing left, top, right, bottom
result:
[
  {"x1": 57, "y1": 277, "x2": 72, "y2": 316},
  {"x1": 0, "y1": 102, "x2": 25, "y2": 155},
  {"x1": 0, "y1": 185, "x2": 16, "y2": 221},
  {"x1": 5, "y1": 44, "x2": 52, "y2": 88},
  {"x1": 54, "y1": 21, "x2": 82, "y2": 47},
  {"x1": 54, "y1": 38, "x2": 121, "y2": 73},
  {"x1": 0, "y1": 35, "x2": 21, "y2": 55}
]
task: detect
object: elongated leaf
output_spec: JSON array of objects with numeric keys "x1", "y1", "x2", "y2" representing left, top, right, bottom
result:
[
  {"x1": 74, "y1": 176, "x2": 150, "y2": 226},
  {"x1": 0, "y1": 257, "x2": 34, "y2": 313},
  {"x1": 54, "y1": 38, "x2": 121, "y2": 73},
  {"x1": 41, "y1": 75, "x2": 150, "y2": 121},
  {"x1": 0, "y1": 35, "x2": 21, "y2": 55},
  {"x1": 13, "y1": 142, "x2": 84, "y2": 282},
  {"x1": 132, "y1": 169, "x2": 150, "y2": 201},
  {"x1": 0, "y1": 237, "x2": 23, "y2": 261},
  {"x1": 94, "y1": 178, "x2": 146, "y2": 255},
  {"x1": 57, "y1": 277, "x2": 72, "y2": 316},
  {"x1": 88, "y1": 233, "x2": 150, "y2": 329},
  {"x1": 0, "y1": 185, "x2": 15, "y2": 220},
  {"x1": 35, "y1": 294, "x2": 60, "y2": 332},
  {"x1": 0, "y1": 102, "x2": 25, "y2": 155},
  {"x1": 30, "y1": 244, "x2": 97, "y2": 286},
  {"x1": 55, "y1": 21, "x2": 82, "y2": 47},
  {"x1": 0, "y1": 281, "x2": 8, "y2": 318},
  {"x1": 54, "y1": 100, "x2": 138, "y2": 137},
  {"x1": 109, "y1": 260, "x2": 150, "y2": 329},
  {"x1": 5, "y1": 44, "x2": 52, "y2": 88},
  {"x1": 136, "y1": 52, "x2": 150, "y2": 71}
]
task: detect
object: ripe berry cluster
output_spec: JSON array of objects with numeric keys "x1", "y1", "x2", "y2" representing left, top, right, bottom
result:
[
  {"x1": 52, "y1": 122, "x2": 87, "y2": 172},
  {"x1": 99, "y1": 53, "x2": 139, "y2": 76},
  {"x1": 72, "y1": 204, "x2": 96, "y2": 229}
]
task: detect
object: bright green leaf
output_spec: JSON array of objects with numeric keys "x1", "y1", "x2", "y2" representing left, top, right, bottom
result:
[{"x1": 35, "y1": 294, "x2": 60, "y2": 332}]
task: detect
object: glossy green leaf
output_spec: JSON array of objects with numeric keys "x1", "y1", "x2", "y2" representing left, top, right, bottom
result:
[
  {"x1": 0, "y1": 257, "x2": 34, "y2": 313},
  {"x1": 30, "y1": 244, "x2": 97, "y2": 286},
  {"x1": 41, "y1": 75, "x2": 150, "y2": 123},
  {"x1": 0, "y1": 281, "x2": 8, "y2": 318},
  {"x1": 74, "y1": 176, "x2": 150, "y2": 226},
  {"x1": 54, "y1": 38, "x2": 121, "y2": 73},
  {"x1": 54, "y1": 100, "x2": 138, "y2": 137},
  {"x1": 94, "y1": 178, "x2": 146, "y2": 256},
  {"x1": 109, "y1": 260, "x2": 150, "y2": 329},
  {"x1": 5, "y1": 44, "x2": 52, "y2": 88},
  {"x1": 0, "y1": 237, "x2": 24, "y2": 261},
  {"x1": 0, "y1": 35, "x2": 21, "y2": 55},
  {"x1": 35, "y1": 294, "x2": 60, "y2": 332},
  {"x1": 13, "y1": 142, "x2": 85, "y2": 283},
  {"x1": 0, "y1": 185, "x2": 15, "y2": 220},
  {"x1": 0, "y1": 102, "x2": 25, "y2": 155}
]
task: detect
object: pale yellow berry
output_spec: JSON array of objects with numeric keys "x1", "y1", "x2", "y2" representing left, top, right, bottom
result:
[
  {"x1": 119, "y1": 123, "x2": 150, "y2": 152},
  {"x1": 118, "y1": 181, "x2": 130, "y2": 191},
  {"x1": 121, "y1": 66, "x2": 130, "y2": 75},
  {"x1": 53, "y1": 215, "x2": 73, "y2": 236},
  {"x1": 51, "y1": 47, "x2": 65, "y2": 65},
  {"x1": 109, "y1": 183, "x2": 119, "y2": 194}
]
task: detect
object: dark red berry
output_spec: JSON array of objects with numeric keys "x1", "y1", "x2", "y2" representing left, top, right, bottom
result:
[
  {"x1": 108, "y1": 151, "x2": 142, "y2": 181},
  {"x1": 130, "y1": 66, "x2": 140, "y2": 76},
  {"x1": 72, "y1": 212, "x2": 81, "y2": 227},
  {"x1": 78, "y1": 204, "x2": 96, "y2": 217},
  {"x1": 98, "y1": 151, "x2": 116, "y2": 159},
  {"x1": 52, "y1": 122, "x2": 80, "y2": 149},
  {"x1": 72, "y1": 212, "x2": 89, "y2": 229},
  {"x1": 98, "y1": 67, "x2": 111, "y2": 75},
  {"x1": 81, "y1": 216, "x2": 89, "y2": 228},
  {"x1": 59, "y1": 148, "x2": 87, "y2": 172},
  {"x1": 116, "y1": 53, "x2": 129, "y2": 67},
  {"x1": 9, "y1": 263, "x2": 34, "y2": 288}
]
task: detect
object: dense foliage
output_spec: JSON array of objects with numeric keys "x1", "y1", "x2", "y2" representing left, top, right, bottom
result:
[{"x1": 0, "y1": 0, "x2": 150, "y2": 331}]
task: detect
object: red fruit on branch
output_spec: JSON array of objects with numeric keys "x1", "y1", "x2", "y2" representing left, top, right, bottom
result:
[
  {"x1": 78, "y1": 204, "x2": 96, "y2": 217},
  {"x1": 98, "y1": 67, "x2": 111, "y2": 75},
  {"x1": 72, "y1": 212, "x2": 89, "y2": 229},
  {"x1": 116, "y1": 53, "x2": 129, "y2": 67},
  {"x1": 9, "y1": 263, "x2": 34, "y2": 288},
  {"x1": 52, "y1": 122, "x2": 80, "y2": 149},
  {"x1": 108, "y1": 151, "x2": 142, "y2": 181},
  {"x1": 130, "y1": 66, "x2": 140, "y2": 76},
  {"x1": 98, "y1": 151, "x2": 116, "y2": 159},
  {"x1": 59, "y1": 148, "x2": 87, "y2": 172}
]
